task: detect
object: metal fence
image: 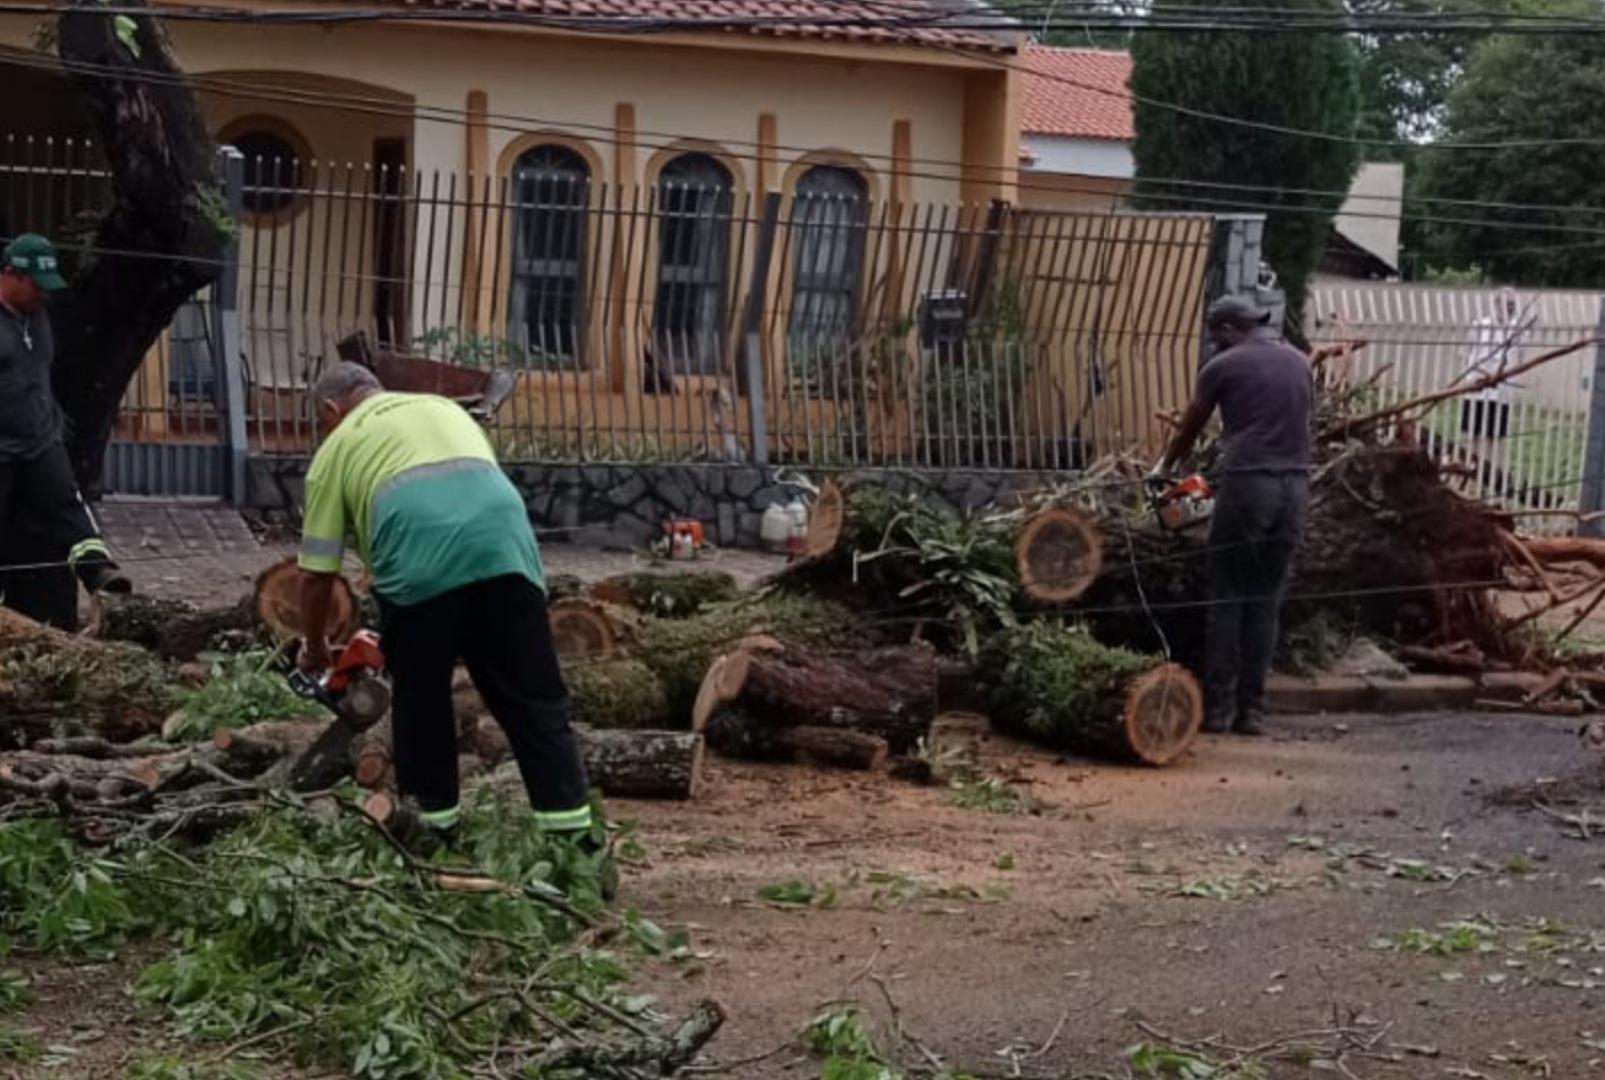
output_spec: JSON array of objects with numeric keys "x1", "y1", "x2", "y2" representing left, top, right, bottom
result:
[
  {"x1": 1309, "y1": 282, "x2": 1602, "y2": 530},
  {"x1": 229, "y1": 162, "x2": 1215, "y2": 468},
  {"x1": 3, "y1": 139, "x2": 1219, "y2": 475}
]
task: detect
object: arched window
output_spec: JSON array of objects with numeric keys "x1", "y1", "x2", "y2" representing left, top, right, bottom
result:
[
  {"x1": 509, "y1": 144, "x2": 590, "y2": 368},
  {"x1": 654, "y1": 153, "x2": 734, "y2": 377},
  {"x1": 788, "y1": 166, "x2": 868, "y2": 370}
]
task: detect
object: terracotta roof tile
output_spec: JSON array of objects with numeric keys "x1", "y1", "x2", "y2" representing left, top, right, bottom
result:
[
  {"x1": 389, "y1": 0, "x2": 1015, "y2": 52},
  {"x1": 1022, "y1": 45, "x2": 1133, "y2": 141}
]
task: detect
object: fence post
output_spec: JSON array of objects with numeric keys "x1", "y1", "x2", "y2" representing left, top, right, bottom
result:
[
  {"x1": 1578, "y1": 305, "x2": 1605, "y2": 537},
  {"x1": 740, "y1": 192, "x2": 782, "y2": 466},
  {"x1": 213, "y1": 146, "x2": 248, "y2": 507}
]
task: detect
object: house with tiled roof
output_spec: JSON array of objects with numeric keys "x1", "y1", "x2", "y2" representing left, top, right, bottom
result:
[
  {"x1": 1018, "y1": 43, "x2": 1400, "y2": 279},
  {"x1": 1018, "y1": 45, "x2": 1134, "y2": 212},
  {"x1": 0, "y1": 0, "x2": 1026, "y2": 392}
]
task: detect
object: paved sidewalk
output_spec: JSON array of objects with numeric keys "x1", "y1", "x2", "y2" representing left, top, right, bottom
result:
[{"x1": 98, "y1": 498, "x2": 786, "y2": 608}]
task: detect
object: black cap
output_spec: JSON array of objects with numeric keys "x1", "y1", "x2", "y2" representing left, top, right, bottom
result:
[{"x1": 1205, "y1": 294, "x2": 1270, "y2": 328}]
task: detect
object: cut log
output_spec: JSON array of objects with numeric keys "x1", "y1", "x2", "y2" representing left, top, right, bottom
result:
[
  {"x1": 716, "y1": 646, "x2": 938, "y2": 753},
  {"x1": 549, "y1": 599, "x2": 621, "y2": 660},
  {"x1": 0, "y1": 607, "x2": 178, "y2": 741},
  {"x1": 704, "y1": 711, "x2": 888, "y2": 770},
  {"x1": 99, "y1": 595, "x2": 261, "y2": 660},
  {"x1": 1016, "y1": 507, "x2": 1103, "y2": 605},
  {"x1": 253, "y1": 557, "x2": 359, "y2": 644},
  {"x1": 983, "y1": 623, "x2": 1202, "y2": 766},
  {"x1": 803, "y1": 481, "x2": 845, "y2": 563},
  {"x1": 691, "y1": 650, "x2": 751, "y2": 734},
  {"x1": 576, "y1": 726, "x2": 703, "y2": 800}
]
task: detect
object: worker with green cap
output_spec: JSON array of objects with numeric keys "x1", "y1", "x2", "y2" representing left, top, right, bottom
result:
[{"x1": 0, "y1": 233, "x2": 129, "y2": 599}]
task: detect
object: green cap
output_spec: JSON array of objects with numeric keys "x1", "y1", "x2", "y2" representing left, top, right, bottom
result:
[{"x1": 3, "y1": 234, "x2": 67, "y2": 291}]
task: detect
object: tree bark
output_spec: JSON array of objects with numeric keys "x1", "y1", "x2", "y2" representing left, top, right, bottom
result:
[
  {"x1": 704, "y1": 711, "x2": 888, "y2": 770},
  {"x1": 54, "y1": 0, "x2": 229, "y2": 492},
  {"x1": 573, "y1": 726, "x2": 703, "y2": 800},
  {"x1": 0, "y1": 606, "x2": 176, "y2": 743},
  {"x1": 727, "y1": 646, "x2": 939, "y2": 753}
]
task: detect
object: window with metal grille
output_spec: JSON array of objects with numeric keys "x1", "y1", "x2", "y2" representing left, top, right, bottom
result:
[
  {"x1": 654, "y1": 154, "x2": 734, "y2": 377},
  {"x1": 509, "y1": 145, "x2": 589, "y2": 369},
  {"x1": 788, "y1": 166, "x2": 868, "y2": 392}
]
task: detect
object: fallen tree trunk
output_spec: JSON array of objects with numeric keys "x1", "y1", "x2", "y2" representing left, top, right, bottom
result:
[
  {"x1": 99, "y1": 595, "x2": 261, "y2": 661},
  {"x1": 575, "y1": 726, "x2": 704, "y2": 800},
  {"x1": 983, "y1": 623, "x2": 1202, "y2": 766},
  {"x1": 0, "y1": 607, "x2": 178, "y2": 743},
  {"x1": 718, "y1": 646, "x2": 939, "y2": 753},
  {"x1": 703, "y1": 711, "x2": 888, "y2": 770}
]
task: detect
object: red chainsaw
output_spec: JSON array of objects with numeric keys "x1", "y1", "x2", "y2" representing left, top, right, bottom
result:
[{"x1": 280, "y1": 630, "x2": 392, "y2": 791}]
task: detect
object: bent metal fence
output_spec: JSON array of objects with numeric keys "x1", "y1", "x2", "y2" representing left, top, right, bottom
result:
[
  {"x1": 227, "y1": 162, "x2": 1214, "y2": 470},
  {"x1": 4, "y1": 139, "x2": 1218, "y2": 478}
]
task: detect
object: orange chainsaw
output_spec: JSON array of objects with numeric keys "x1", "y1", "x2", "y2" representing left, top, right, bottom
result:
[{"x1": 1145, "y1": 472, "x2": 1215, "y2": 533}]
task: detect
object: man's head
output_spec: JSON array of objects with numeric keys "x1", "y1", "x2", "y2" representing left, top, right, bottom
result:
[
  {"x1": 1499, "y1": 286, "x2": 1519, "y2": 320},
  {"x1": 1205, "y1": 294, "x2": 1271, "y2": 353},
  {"x1": 311, "y1": 361, "x2": 383, "y2": 437},
  {"x1": 0, "y1": 234, "x2": 67, "y2": 314}
]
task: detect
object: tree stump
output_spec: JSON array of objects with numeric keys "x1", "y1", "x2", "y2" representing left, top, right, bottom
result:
[
  {"x1": 253, "y1": 557, "x2": 359, "y2": 643},
  {"x1": 1016, "y1": 507, "x2": 1103, "y2": 605},
  {"x1": 549, "y1": 599, "x2": 621, "y2": 659}
]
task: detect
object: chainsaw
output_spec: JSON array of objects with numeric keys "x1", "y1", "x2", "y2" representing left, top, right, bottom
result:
[
  {"x1": 1145, "y1": 472, "x2": 1216, "y2": 533},
  {"x1": 280, "y1": 629, "x2": 392, "y2": 791}
]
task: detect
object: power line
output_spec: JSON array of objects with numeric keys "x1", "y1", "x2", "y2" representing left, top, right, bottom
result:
[
  {"x1": 22, "y1": 0, "x2": 1605, "y2": 156},
  {"x1": 11, "y1": 46, "x2": 1605, "y2": 249}
]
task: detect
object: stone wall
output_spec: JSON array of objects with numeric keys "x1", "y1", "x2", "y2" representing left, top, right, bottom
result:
[{"x1": 245, "y1": 456, "x2": 1062, "y2": 550}]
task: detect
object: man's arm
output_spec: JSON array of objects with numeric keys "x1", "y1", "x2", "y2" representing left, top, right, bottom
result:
[
  {"x1": 296, "y1": 457, "x2": 347, "y2": 672},
  {"x1": 298, "y1": 571, "x2": 338, "y2": 672},
  {"x1": 1159, "y1": 397, "x2": 1214, "y2": 473}
]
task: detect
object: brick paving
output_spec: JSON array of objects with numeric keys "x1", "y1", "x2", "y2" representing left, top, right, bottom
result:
[{"x1": 97, "y1": 498, "x2": 786, "y2": 608}]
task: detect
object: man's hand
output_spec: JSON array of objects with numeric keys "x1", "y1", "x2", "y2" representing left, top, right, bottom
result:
[{"x1": 298, "y1": 637, "x2": 333, "y2": 675}]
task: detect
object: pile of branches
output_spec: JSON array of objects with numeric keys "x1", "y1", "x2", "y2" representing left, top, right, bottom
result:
[
  {"x1": 0, "y1": 600, "x2": 727, "y2": 1077},
  {"x1": 0, "y1": 792, "x2": 722, "y2": 1078}
]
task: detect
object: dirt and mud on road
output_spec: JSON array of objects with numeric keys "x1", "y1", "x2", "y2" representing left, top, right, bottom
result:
[
  {"x1": 9, "y1": 707, "x2": 1605, "y2": 1078},
  {"x1": 610, "y1": 710, "x2": 1605, "y2": 1078}
]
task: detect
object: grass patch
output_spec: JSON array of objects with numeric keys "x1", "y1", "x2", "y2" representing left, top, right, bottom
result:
[{"x1": 948, "y1": 776, "x2": 1036, "y2": 815}]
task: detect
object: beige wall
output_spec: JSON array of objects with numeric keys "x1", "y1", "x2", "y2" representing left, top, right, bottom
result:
[{"x1": 1017, "y1": 171, "x2": 1129, "y2": 213}]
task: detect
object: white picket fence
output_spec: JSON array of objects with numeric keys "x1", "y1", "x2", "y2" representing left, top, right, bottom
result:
[{"x1": 1309, "y1": 282, "x2": 1602, "y2": 534}]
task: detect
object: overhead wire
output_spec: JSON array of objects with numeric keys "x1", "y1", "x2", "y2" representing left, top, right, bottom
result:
[
  {"x1": 7, "y1": 46, "x2": 1605, "y2": 252},
  {"x1": 12, "y1": 2, "x2": 1605, "y2": 154}
]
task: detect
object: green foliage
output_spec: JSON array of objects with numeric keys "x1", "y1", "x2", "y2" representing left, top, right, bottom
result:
[
  {"x1": 1415, "y1": 4, "x2": 1605, "y2": 286},
  {"x1": 413, "y1": 327, "x2": 573, "y2": 371},
  {"x1": 759, "y1": 879, "x2": 832, "y2": 907},
  {"x1": 1375, "y1": 916, "x2": 1503, "y2": 955},
  {"x1": 0, "y1": 787, "x2": 630, "y2": 1078},
  {"x1": 128, "y1": 1058, "x2": 267, "y2": 1080},
  {"x1": 1129, "y1": 0, "x2": 1362, "y2": 321},
  {"x1": 948, "y1": 776, "x2": 1036, "y2": 816},
  {"x1": 844, "y1": 488, "x2": 1019, "y2": 656},
  {"x1": 805, "y1": 1006, "x2": 885, "y2": 1062},
  {"x1": 1128, "y1": 1041, "x2": 1267, "y2": 1078},
  {"x1": 982, "y1": 621, "x2": 1154, "y2": 749},
  {"x1": 0, "y1": 820, "x2": 147, "y2": 954},
  {"x1": 0, "y1": 1025, "x2": 41, "y2": 1064},
  {"x1": 0, "y1": 968, "x2": 27, "y2": 1014},
  {"x1": 172, "y1": 651, "x2": 318, "y2": 741}
]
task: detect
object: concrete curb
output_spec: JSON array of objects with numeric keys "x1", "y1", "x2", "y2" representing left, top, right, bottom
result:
[{"x1": 1266, "y1": 671, "x2": 1549, "y2": 715}]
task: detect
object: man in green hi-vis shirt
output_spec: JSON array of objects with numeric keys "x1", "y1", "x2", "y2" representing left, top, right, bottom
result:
[{"x1": 296, "y1": 362, "x2": 592, "y2": 845}]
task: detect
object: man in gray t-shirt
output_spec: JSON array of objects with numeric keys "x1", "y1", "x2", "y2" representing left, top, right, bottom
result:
[{"x1": 1158, "y1": 295, "x2": 1313, "y2": 736}]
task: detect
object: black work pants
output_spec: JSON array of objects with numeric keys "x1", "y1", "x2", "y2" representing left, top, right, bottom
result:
[
  {"x1": 1204, "y1": 472, "x2": 1309, "y2": 723},
  {"x1": 377, "y1": 574, "x2": 591, "y2": 827},
  {"x1": 0, "y1": 441, "x2": 114, "y2": 588}
]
